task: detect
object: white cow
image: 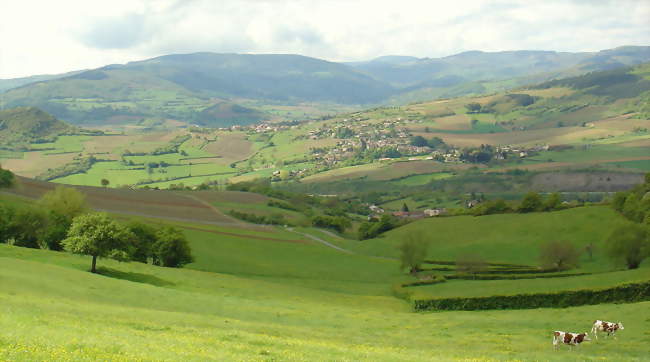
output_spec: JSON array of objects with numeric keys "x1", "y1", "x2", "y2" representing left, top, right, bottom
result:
[
  {"x1": 591, "y1": 320, "x2": 624, "y2": 339},
  {"x1": 553, "y1": 331, "x2": 591, "y2": 350}
]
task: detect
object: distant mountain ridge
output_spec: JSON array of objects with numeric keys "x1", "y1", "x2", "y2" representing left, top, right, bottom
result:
[
  {"x1": 0, "y1": 70, "x2": 85, "y2": 93},
  {"x1": 350, "y1": 46, "x2": 650, "y2": 88},
  {"x1": 2, "y1": 46, "x2": 649, "y2": 127}
]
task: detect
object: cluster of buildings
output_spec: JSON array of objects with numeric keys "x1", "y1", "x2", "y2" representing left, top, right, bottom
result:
[{"x1": 368, "y1": 204, "x2": 448, "y2": 220}]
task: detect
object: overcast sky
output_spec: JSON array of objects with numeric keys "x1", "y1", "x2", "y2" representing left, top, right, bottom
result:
[{"x1": 1, "y1": 0, "x2": 648, "y2": 78}]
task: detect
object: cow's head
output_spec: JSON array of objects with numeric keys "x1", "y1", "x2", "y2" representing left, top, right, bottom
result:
[
  {"x1": 582, "y1": 333, "x2": 592, "y2": 342},
  {"x1": 617, "y1": 322, "x2": 624, "y2": 330}
]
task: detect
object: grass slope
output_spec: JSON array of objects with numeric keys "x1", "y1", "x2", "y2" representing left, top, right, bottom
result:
[
  {"x1": 350, "y1": 206, "x2": 629, "y2": 272},
  {"x1": 2, "y1": 244, "x2": 650, "y2": 361},
  {"x1": 1, "y1": 190, "x2": 650, "y2": 360}
]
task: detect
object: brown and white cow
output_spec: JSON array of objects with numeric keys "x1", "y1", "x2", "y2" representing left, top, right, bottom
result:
[
  {"x1": 591, "y1": 320, "x2": 624, "y2": 339},
  {"x1": 553, "y1": 331, "x2": 591, "y2": 349}
]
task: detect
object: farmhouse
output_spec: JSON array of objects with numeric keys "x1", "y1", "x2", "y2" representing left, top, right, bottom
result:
[
  {"x1": 424, "y1": 208, "x2": 447, "y2": 217},
  {"x1": 369, "y1": 205, "x2": 385, "y2": 214}
]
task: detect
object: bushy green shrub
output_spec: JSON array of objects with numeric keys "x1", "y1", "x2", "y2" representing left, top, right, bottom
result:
[
  {"x1": 518, "y1": 191, "x2": 543, "y2": 213},
  {"x1": 228, "y1": 210, "x2": 290, "y2": 226},
  {"x1": 127, "y1": 222, "x2": 158, "y2": 263},
  {"x1": 358, "y1": 214, "x2": 400, "y2": 240},
  {"x1": 606, "y1": 222, "x2": 649, "y2": 269},
  {"x1": 0, "y1": 166, "x2": 14, "y2": 188},
  {"x1": 311, "y1": 215, "x2": 351, "y2": 233},
  {"x1": 152, "y1": 227, "x2": 194, "y2": 268}
]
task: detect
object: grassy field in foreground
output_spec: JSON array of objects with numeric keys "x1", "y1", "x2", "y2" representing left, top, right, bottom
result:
[
  {"x1": 2, "y1": 245, "x2": 650, "y2": 361},
  {"x1": 1, "y1": 191, "x2": 649, "y2": 360}
]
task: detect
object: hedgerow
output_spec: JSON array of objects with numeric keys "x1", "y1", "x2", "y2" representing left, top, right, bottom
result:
[{"x1": 411, "y1": 281, "x2": 650, "y2": 311}]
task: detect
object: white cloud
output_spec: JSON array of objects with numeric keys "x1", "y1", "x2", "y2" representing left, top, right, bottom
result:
[{"x1": 0, "y1": 0, "x2": 648, "y2": 78}]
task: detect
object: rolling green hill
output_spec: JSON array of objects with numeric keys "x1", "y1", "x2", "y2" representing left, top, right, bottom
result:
[{"x1": 0, "y1": 107, "x2": 75, "y2": 150}]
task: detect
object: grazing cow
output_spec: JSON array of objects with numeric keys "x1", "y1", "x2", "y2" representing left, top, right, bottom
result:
[
  {"x1": 553, "y1": 331, "x2": 591, "y2": 349},
  {"x1": 591, "y1": 320, "x2": 624, "y2": 339}
]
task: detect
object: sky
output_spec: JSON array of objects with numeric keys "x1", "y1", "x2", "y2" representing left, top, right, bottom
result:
[{"x1": 0, "y1": 0, "x2": 648, "y2": 78}]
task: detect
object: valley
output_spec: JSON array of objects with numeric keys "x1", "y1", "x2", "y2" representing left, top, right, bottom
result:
[{"x1": 1, "y1": 39, "x2": 650, "y2": 361}]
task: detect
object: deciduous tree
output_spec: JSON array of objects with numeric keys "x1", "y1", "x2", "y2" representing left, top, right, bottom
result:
[
  {"x1": 606, "y1": 223, "x2": 649, "y2": 269},
  {"x1": 63, "y1": 213, "x2": 135, "y2": 273},
  {"x1": 39, "y1": 186, "x2": 88, "y2": 220},
  {"x1": 399, "y1": 232, "x2": 429, "y2": 275},
  {"x1": 127, "y1": 221, "x2": 158, "y2": 263},
  {"x1": 153, "y1": 227, "x2": 193, "y2": 268},
  {"x1": 539, "y1": 240, "x2": 580, "y2": 271}
]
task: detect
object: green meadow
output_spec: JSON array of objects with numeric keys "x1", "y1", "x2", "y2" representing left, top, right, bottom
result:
[
  {"x1": 2, "y1": 197, "x2": 649, "y2": 360},
  {"x1": 29, "y1": 135, "x2": 91, "y2": 154},
  {"x1": 349, "y1": 206, "x2": 627, "y2": 271}
]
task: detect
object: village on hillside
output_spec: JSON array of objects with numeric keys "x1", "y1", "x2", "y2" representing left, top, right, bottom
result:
[{"x1": 220, "y1": 115, "x2": 552, "y2": 181}]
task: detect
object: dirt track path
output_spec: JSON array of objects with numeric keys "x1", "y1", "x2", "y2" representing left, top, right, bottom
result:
[
  {"x1": 179, "y1": 193, "x2": 254, "y2": 228},
  {"x1": 286, "y1": 228, "x2": 353, "y2": 253}
]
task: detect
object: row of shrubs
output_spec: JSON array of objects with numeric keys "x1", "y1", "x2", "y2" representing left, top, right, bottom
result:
[
  {"x1": 227, "y1": 209, "x2": 353, "y2": 234},
  {"x1": 410, "y1": 281, "x2": 650, "y2": 311},
  {"x1": 469, "y1": 191, "x2": 573, "y2": 216},
  {"x1": 267, "y1": 199, "x2": 300, "y2": 212},
  {"x1": 228, "y1": 210, "x2": 290, "y2": 226},
  {"x1": 36, "y1": 156, "x2": 98, "y2": 181}
]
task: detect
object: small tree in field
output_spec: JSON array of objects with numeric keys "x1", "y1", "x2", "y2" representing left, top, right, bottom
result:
[
  {"x1": 153, "y1": 227, "x2": 193, "y2": 267},
  {"x1": 101, "y1": 179, "x2": 110, "y2": 188},
  {"x1": 398, "y1": 232, "x2": 429, "y2": 275},
  {"x1": 539, "y1": 240, "x2": 580, "y2": 271},
  {"x1": 606, "y1": 223, "x2": 649, "y2": 269},
  {"x1": 63, "y1": 213, "x2": 135, "y2": 273}
]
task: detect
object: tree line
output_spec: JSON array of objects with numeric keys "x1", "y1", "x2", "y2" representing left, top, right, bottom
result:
[{"x1": 0, "y1": 178, "x2": 193, "y2": 273}]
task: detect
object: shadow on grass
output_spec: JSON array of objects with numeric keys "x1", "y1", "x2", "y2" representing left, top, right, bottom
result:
[{"x1": 97, "y1": 267, "x2": 175, "y2": 287}]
